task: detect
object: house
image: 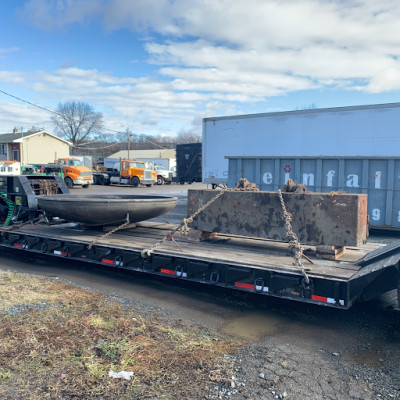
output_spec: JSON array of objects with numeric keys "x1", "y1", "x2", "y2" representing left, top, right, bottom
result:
[{"x1": 0, "y1": 128, "x2": 70, "y2": 165}]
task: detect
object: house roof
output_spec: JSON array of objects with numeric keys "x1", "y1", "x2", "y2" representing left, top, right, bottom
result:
[{"x1": 0, "y1": 130, "x2": 71, "y2": 145}]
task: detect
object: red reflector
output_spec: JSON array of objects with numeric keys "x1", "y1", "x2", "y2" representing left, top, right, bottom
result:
[
  {"x1": 235, "y1": 282, "x2": 254, "y2": 290},
  {"x1": 101, "y1": 259, "x2": 115, "y2": 265},
  {"x1": 14, "y1": 243, "x2": 22, "y2": 248},
  {"x1": 160, "y1": 269, "x2": 175, "y2": 275},
  {"x1": 311, "y1": 295, "x2": 328, "y2": 303}
]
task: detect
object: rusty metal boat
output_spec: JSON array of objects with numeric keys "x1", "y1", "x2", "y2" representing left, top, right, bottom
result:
[{"x1": 37, "y1": 194, "x2": 178, "y2": 226}]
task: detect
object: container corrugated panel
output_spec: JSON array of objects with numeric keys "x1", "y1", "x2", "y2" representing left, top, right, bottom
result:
[{"x1": 227, "y1": 156, "x2": 400, "y2": 229}]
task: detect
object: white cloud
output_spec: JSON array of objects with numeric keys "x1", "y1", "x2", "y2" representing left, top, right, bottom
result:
[
  {"x1": 8, "y1": 0, "x2": 400, "y2": 135},
  {"x1": 0, "y1": 101, "x2": 50, "y2": 133},
  {"x1": 20, "y1": 0, "x2": 400, "y2": 94}
]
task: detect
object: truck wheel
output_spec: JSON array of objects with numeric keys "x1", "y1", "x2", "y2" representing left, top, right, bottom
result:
[
  {"x1": 165, "y1": 180, "x2": 172, "y2": 185},
  {"x1": 93, "y1": 175, "x2": 98, "y2": 185},
  {"x1": 64, "y1": 177, "x2": 73, "y2": 189},
  {"x1": 82, "y1": 184, "x2": 89, "y2": 189},
  {"x1": 157, "y1": 176, "x2": 164, "y2": 185},
  {"x1": 131, "y1": 176, "x2": 140, "y2": 187},
  {"x1": 146, "y1": 184, "x2": 152, "y2": 187},
  {"x1": 180, "y1": 180, "x2": 185, "y2": 185},
  {"x1": 98, "y1": 175, "x2": 105, "y2": 185}
]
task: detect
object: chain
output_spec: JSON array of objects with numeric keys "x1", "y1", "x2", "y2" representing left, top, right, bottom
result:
[
  {"x1": 0, "y1": 217, "x2": 42, "y2": 236},
  {"x1": 141, "y1": 188, "x2": 230, "y2": 258},
  {"x1": 39, "y1": 180, "x2": 59, "y2": 195},
  {"x1": 278, "y1": 189, "x2": 310, "y2": 284},
  {"x1": 180, "y1": 189, "x2": 226, "y2": 235},
  {"x1": 87, "y1": 214, "x2": 131, "y2": 250},
  {"x1": 141, "y1": 179, "x2": 261, "y2": 258}
]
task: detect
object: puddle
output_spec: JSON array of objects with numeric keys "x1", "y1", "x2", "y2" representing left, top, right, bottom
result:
[
  {"x1": 346, "y1": 347, "x2": 384, "y2": 367},
  {"x1": 219, "y1": 312, "x2": 286, "y2": 341}
]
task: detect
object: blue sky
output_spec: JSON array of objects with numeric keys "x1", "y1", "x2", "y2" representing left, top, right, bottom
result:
[{"x1": 1, "y1": 0, "x2": 400, "y2": 138}]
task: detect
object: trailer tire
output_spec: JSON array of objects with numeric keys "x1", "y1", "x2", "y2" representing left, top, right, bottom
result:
[
  {"x1": 157, "y1": 176, "x2": 164, "y2": 185},
  {"x1": 64, "y1": 177, "x2": 73, "y2": 189},
  {"x1": 131, "y1": 176, "x2": 140, "y2": 187}
]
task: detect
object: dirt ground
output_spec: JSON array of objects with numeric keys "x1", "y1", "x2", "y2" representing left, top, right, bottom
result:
[{"x1": 0, "y1": 182, "x2": 399, "y2": 399}]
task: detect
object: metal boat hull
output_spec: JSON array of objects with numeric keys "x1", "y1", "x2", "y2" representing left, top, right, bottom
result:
[{"x1": 37, "y1": 194, "x2": 178, "y2": 226}]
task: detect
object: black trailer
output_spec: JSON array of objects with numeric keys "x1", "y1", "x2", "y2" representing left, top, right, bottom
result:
[
  {"x1": 1, "y1": 220, "x2": 399, "y2": 310},
  {"x1": 176, "y1": 143, "x2": 202, "y2": 184}
]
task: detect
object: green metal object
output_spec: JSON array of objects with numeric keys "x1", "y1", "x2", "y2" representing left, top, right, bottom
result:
[{"x1": 0, "y1": 192, "x2": 14, "y2": 227}]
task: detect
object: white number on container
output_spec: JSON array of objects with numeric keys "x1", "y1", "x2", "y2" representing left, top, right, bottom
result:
[{"x1": 372, "y1": 208, "x2": 381, "y2": 221}]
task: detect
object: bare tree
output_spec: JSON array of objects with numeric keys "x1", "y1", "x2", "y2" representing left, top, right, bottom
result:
[{"x1": 51, "y1": 101, "x2": 104, "y2": 146}]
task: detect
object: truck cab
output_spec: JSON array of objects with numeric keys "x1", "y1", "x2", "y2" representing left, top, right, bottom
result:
[
  {"x1": 111, "y1": 160, "x2": 156, "y2": 187},
  {"x1": 57, "y1": 158, "x2": 93, "y2": 188},
  {"x1": 153, "y1": 164, "x2": 173, "y2": 185}
]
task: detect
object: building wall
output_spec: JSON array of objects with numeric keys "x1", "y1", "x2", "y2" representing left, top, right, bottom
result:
[{"x1": 21, "y1": 132, "x2": 69, "y2": 164}]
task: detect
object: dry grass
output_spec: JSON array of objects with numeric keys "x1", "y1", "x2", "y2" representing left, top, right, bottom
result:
[{"x1": 0, "y1": 270, "x2": 241, "y2": 399}]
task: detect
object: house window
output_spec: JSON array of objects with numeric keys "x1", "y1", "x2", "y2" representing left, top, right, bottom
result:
[{"x1": 0, "y1": 144, "x2": 6, "y2": 156}]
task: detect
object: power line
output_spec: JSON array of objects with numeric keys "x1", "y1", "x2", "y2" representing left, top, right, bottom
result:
[
  {"x1": 0, "y1": 88, "x2": 169, "y2": 149},
  {"x1": 0, "y1": 89, "x2": 61, "y2": 116}
]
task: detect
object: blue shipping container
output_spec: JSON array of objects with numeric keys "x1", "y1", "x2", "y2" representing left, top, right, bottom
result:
[{"x1": 227, "y1": 156, "x2": 400, "y2": 229}]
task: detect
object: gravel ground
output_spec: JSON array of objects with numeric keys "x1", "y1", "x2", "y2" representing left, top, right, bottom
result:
[{"x1": 1, "y1": 182, "x2": 399, "y2": 399}]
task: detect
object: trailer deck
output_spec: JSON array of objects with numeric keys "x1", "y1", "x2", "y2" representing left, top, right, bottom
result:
[{"x1": 1, "y1": 221, "x2": 399, "y2": 309}]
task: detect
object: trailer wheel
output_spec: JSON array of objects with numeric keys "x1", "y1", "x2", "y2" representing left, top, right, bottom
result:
[
  {"x1": 64, "y1": 177, "x2": 73, "y2": 189},
  {"x1": 131, "y1": 176, "x2": 140, "y2": 187},
  {"x1": 157, "y1": 176, "x2": 164, "y2": 185}
]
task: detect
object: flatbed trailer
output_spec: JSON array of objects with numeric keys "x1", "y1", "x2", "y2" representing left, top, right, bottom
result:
[{"x1": 1, "y1": 221, "x2": 400, "y2": 310}]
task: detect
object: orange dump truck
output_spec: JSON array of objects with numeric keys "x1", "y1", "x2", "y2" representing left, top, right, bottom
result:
[{"x1": 93, "y1": 160, "x2": 156, "y2": 187}]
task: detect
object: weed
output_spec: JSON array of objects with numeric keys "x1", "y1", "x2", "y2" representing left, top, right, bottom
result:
[
  {"x1": 0, "y1": 371, "x2": 11, "y2": 379},
  {"x1": 0, "y1": 270, "x2": 241, "y2": 399}
]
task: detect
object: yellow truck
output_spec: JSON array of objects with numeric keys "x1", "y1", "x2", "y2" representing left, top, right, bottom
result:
[{"x1": 93, "y1": 159, "x2": 156, "y2": 187}]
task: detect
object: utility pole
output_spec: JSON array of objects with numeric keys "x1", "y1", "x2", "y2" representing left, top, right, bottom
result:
[{"x1": 126, "y1": 130, "x2": 133, "y2": 160}]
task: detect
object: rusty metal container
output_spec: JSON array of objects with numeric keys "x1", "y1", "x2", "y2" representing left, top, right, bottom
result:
[{"x1": 187, "y1": 189, "x2": 368, "y2": 247}]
